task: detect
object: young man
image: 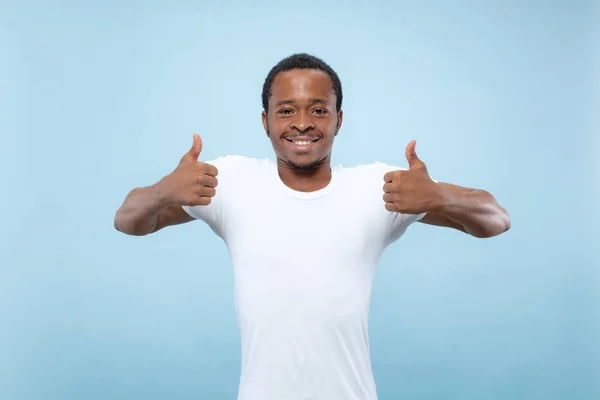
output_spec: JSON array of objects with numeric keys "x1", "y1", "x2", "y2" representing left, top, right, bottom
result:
[{"x1": 114, "y1": 53, "x2": 510, "y2": 400}]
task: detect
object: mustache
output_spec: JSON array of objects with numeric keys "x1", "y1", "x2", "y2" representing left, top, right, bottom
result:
[
  {"x1": 265, "y1": 124, "x2": 321, "y2": 140},
  {"x1": 266, "y1": 129, "x2": 320, "y2": 141}
]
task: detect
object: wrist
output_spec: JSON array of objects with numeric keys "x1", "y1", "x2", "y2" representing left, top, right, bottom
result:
[
  {"x1": 430, "y1": 181, "x2": 451, "y2": 213},
  {"x1": 152, "y1": 177, "x2": 176, "y2": 207}
]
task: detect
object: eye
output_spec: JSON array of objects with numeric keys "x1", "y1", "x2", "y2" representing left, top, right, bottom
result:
[
  {"x1": 277, "y1": 109, "x2": 294, "y2": 115},
  {"x1": 312, "y1": 109, "x2": 328, "y2": 115}
]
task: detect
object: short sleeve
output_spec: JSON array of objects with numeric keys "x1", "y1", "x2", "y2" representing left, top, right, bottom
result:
[{"x1": 181, "y1": 155, "x2": 240, "y2": 237}]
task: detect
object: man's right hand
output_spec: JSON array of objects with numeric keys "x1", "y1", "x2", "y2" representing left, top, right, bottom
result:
[{"x1": 158, "y1": 133, "x2": 219, "y2": 207}]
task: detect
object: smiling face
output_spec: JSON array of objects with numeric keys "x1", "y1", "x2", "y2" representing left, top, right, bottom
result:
[{"x1": 262, "y1": 69, "x2": 343, "y2": 170}]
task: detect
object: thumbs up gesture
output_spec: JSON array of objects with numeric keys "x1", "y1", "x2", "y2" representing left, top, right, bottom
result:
[
  {"x1": 382, "y1": 140, "x2": 442, "y2": 214},
  {"x1": 159, "y1": 133, "x2": 219, "y2": 207}
]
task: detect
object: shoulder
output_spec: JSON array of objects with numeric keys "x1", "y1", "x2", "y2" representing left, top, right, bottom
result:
[
  {"x1": 337, "y1": 161, "x2": 407, "y2": 184},
  {"x1": 339, "y1": 161, "x2": 406, "y2": 173},
  {"x1": 207, "y1": 155, "x2": 271, "y2": 177},
  {"x1": 207, "y1": 154, "x2": 265, "y2": 168},
  {"x1": 332, "y1": 162, "x2": 405, "y2": 202},
  {"x1": 205, "y1": 155, "x2": 273, "y2": 197},
  {"x1": 181, "y1": 155, "x2": 270, "y2": 225}
]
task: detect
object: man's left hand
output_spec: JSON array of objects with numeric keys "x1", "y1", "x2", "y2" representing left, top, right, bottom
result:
[{"x1": 383, "y1": 140, "x2": 443, "y2": 214}]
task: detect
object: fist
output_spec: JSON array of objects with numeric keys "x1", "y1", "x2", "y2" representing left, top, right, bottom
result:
[
  {"x1": 382, "y1": 140, "x2": 441, "y2": 214},
  {"x1": 160, "y1": 133, "x2": 219, "y2": 206}
]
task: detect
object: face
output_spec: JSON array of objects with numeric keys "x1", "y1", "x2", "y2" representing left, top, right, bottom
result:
[{"x1": 262, "y1": 69, "x2": 343, "y2": 170}]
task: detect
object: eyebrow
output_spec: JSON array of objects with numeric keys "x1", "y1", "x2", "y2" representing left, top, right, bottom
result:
[{"x1": 275, "y1": 98, "x2": 329, "y2": 107}]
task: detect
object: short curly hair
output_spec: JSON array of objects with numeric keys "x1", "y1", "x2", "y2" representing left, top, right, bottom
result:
[{"x1": 262, "y1": 53, "x2": 343, "y2": 113}]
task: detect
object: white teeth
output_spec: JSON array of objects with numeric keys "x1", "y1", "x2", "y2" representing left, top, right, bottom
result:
[{"x1": 293, "y1": 140, "x2": 311, "y2": 145}]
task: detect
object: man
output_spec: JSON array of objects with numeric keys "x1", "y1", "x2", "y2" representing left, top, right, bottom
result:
[{"x1": 114, "y1": 53, "x2": 510, "y2": 400}]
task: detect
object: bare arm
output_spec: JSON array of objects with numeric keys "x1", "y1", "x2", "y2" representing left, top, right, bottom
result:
[
  {"x1": 419, "y1": 182, "x2": 510, "y2": 238},
  {"x1": 114, "y1": 133, "x2": 217, "y2": 236},
  {"x1": 114, "y1": 182, "x2": 193, "y2": 236},
  {"x1": 383, "y1": 141, "x2": 510, "y2": 239}
]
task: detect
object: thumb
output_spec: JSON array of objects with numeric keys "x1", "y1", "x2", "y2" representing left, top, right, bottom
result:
[
  {"x1": 405, "y1": 139, "x2": 425, "y2": 170},
  {"x1": 185, "y1": 133, "x2": 203, "y2": 160}
]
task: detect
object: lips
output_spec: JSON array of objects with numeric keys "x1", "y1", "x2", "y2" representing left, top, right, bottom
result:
[
  {"x1": 284, "y1": 136, "x2": 320, "y2": 143},
  {"x1": 283, "y1": 136, "x2": 320, "y2": 152}
]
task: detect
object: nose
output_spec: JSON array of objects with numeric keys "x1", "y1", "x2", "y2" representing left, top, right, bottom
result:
[{"x1": 291, "y1": 110, "x2": 314, "y2": 132}]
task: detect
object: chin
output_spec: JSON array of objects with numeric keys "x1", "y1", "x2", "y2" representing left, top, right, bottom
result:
[
  {"x1": 285, "y1": 154, "x2": 327, "y2": 170},
  {"x1": 288, "y1": 159, "x2": 320, "y2": 170}
]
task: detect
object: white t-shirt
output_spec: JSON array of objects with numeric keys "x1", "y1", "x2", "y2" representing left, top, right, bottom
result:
[{"x1": 182, "y1": 155, "x2": 426, "y2": 400}]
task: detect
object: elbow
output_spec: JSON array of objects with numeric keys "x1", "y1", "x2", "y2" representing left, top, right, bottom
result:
[
  {"x1": 114, "y1": 211, "x2": 156, "y2": 236},
  {"x1": 498, "y1": 207, "x2": 511, "y2": 235},
  {"x1": 113, "y1": 210, "x2": 143, "y2": 236},
  {"x1": 476, "y1": 209, "x2": 511, "y2": 239},
  {"x1": 113, "y1": 210, "x2": 129, "y2": 234},
  {"x1": 503, "y1": 212, "x2": 511, "y2": 233}
]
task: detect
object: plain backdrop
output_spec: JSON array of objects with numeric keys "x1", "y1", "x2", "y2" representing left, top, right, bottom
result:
[{"x1": 1, "y1": 1, "x2": 598, "y2": 399}]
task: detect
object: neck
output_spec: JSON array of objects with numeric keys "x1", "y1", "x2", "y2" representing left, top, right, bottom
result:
[{"x1": 276, "y1": 157, "x2": 332, "y2": 192}]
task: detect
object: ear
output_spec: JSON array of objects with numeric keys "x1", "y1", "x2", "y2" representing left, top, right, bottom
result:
[
  {"x1": 261, "y1": 110, "x2": 269, "y2": 137},
  {"x1": 334, "y1": 110, "x2": 343, "y2": 136}
]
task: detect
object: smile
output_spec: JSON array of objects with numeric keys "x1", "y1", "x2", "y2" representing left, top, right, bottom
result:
[{"x1": 284, "y1": 137, "x2": 320, "y2": 151}]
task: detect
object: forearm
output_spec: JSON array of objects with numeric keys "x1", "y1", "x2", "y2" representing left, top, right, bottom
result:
[
  {"x1": 433, "y1": 183, "x2": 510, "y2": 238},
  {"x1": 114, "y1": 182, "x2": 170, "y2": 236}
]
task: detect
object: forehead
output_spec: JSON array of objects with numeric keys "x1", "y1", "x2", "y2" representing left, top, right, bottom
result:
[{"x1": 270, "y1": 69, "x2": 335, "y2": 101}]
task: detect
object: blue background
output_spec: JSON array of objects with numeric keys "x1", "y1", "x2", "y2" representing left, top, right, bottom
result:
[{"x1": 1, "y1": 1, "x2": 598, "y2": 399}]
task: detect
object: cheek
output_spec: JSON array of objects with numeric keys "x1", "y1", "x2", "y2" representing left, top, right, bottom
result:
[
  {"x1": 271, "y1": 134, "x2": 288, "y2": 150},
  {"x1": 268, "y1": 120, "x2": 287, "y2": 136},
  {"x1": 324, "y1": 119, "x2": 339, "y2": 135}
]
